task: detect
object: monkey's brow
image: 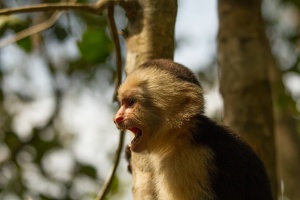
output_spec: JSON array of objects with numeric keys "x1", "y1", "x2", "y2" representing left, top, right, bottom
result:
[
  {"x1": 120, "y1": 89, "x2": 140, "y2": 99},
  {"x1": 116, "y1": 93, "x2": 129, "y2": 103}
]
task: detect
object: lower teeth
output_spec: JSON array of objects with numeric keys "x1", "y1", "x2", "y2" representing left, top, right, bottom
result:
[{"x1": 132, "y1": 131, "x2": 142, "y2": 143}]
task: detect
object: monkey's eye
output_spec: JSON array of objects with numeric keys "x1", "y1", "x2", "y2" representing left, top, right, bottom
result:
[{"x1": 127, "y1": 98, "x2": 136, "y2": 107}]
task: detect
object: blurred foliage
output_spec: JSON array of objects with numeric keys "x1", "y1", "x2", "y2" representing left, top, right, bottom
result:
[
  {"x1": 16, "y1": 37, "x2": 33, "y2": 52},
  {"x1": 264, "y1": 0, "x2": 300, "y2": 117},
  {"x1": 0, "y1": 0, "x2": 118, "y2": 199},
  {"x1": 279, "y1": 0, "x2": 300, "y2": 75},
  {"x1": 52, "y1": 25, "x2": 68, "y2": 41},
  {"x1": 0, "y1": 15, "x2": 31, "y2": 36},
  {"x1": 282, "y1": 0, "x2": 300, "y2": 10},
  {"x1": 1, "y1": 0, "x2": 300, "y2": 200},
  {"x1": 78, "y1": 27, "x2": 112, "y2": 64}
]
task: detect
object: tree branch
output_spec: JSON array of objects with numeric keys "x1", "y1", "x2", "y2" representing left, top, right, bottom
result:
[
  {"x1": 96, "y1": 6, "x2": 125, "y2": 200},
  {"x1": 108, "y1": 6, "x2": 123, "y2": 102},
  {"x1": 0, "y1": 3, "x2": 92, "y2": 15},
  {"x1": 96, "y1": 131, "x2": 125, "y2": 200},
  {"x1": 1, "y1": 1, "x2": 127, "y2": 199},
  {"x1": 0, "y1": 11, "x2": 63, "y2": 48},
  {"x1": 0, "y1": 0, "x2": 120, "y2": 16},
  {"x1": 0, "y1": 0, "x2": 125, "y2": 48}
]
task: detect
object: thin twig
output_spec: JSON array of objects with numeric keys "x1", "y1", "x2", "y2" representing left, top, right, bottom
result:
[
  {"x1": 96, "y1": 6, "x2": 125, "y2": 200},
  {"x1": 0, "y1": 0, "x2": 120, "y2": 48},
  {"x1": 0, "y1": 1, "x2": 114, "y2": 16},
  {"x1": 1, "y1": 1, "x2": 126, "y2": 199},
  {"x1": 0, "y1": 11, "x2": 63, "y2": 48},
  {"x1": 96, "y1": 131, "x2": 125, "y2": 200},
  {"x1": 108, "y1": 6, "x2": 123, "y2": 101}
]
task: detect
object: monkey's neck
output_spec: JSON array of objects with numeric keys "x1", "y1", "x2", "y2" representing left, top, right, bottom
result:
[
  {"x1": 147, "y1": 128, "x2": 215, "y2": 200},
  {"x1": 149, "y1": 128, "x2": 193, "y2": 160}
]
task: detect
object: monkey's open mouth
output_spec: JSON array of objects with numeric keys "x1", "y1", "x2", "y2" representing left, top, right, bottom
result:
[{"x1": 129, "y1": 127, "x2": 143, "y2": 145}]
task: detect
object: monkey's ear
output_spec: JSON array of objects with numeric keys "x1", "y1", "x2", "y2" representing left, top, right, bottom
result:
[{"x1": 178, "y1": 90, "x2": 205, "y2": 118}]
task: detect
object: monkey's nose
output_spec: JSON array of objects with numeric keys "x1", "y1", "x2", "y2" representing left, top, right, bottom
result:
[{"x1": 114, "y1": 116, "x2": 124, "y2": 124}]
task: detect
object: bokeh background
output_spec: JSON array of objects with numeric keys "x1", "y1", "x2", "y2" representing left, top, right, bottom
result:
[{"x1": 0, "y1": 0, "x2": 299, "y2": 199}]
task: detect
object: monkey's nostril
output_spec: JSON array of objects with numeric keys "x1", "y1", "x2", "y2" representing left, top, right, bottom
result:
[{"x1": 115, "y1": 116, "x2": 124, "y2": 123}]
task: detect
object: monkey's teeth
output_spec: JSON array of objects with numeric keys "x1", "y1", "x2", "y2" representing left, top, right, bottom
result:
[
  {"x1": 132, "y1": 131, "x2": 141, "y2": 142},
  {"x1": 130, "y1": 128, "x2": 142, "y2": 144}
]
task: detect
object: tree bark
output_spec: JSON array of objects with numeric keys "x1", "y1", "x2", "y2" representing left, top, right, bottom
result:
[
  {"x1": 123, "y1": 1, "x2": 177, "y2": 199},
  {"x1": 269, "y1": 55, "x2": 300, "y2": 200},
  {"x1": 124, "y1": 0, "x2": 177, "y2": 75},
  {"x1": 218, "y1": 0, "x2": 278, "y2": 197}
]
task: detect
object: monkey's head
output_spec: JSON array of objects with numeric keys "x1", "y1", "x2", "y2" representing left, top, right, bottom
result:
[{"x1": 114, "y1": 59, "x2": 204, "y2": 152}]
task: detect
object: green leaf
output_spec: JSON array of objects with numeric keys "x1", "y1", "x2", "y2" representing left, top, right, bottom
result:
[
  {"x1": 53, "y1": 25, "x2": 68, "y2": 41},
  {"x1": 108, "y1": 176, "x2": 119, "y2": 195},
  {"x1": 0, "y1": 16, "x2": 29, "y2": 36},
  {"x1": 3, "y1": 131, "x2": 22, "y2": 153},
  {"x1": 79, "y1": 164, "x2": 97, "y2": 178},
  {"x1": 75, "y1": 12, "x2": 107, "y2": 28},
  {"x1": 16, "y1": 37, "x2": 32, "y2": 53},
  {"x1": 78, "y1": 28, "x2": 112, "y2": 64}
]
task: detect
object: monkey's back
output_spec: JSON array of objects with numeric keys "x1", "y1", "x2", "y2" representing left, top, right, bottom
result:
[{"x1": 192, "y1": 115, "x2": 274, "y2": 200}]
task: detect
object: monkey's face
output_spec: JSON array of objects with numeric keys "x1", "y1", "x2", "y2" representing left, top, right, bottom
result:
[
  {"x1": 113, "y1": 65, "x2": 204, "y2": 153},
  {"x1": 113, "y1": 74, "x2": 161, "y2": 153},
  {"x1": 114, "y1": 94, "x2": 147, "y2": 152}
]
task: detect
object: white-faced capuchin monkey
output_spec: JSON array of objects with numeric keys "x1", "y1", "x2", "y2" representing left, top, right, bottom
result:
[{"x1": 114, "y1": 59, "x2": 273, "y2": 200}]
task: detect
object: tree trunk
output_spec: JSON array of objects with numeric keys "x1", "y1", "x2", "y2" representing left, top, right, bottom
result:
[
  {"x1": 124, "y1": 0, "x2": 177, "y2": 75},
  {"x1": 123, "y1": 1, "x2": 177, "y2": 199},
  {"x1": 218, "y1": 0, "x2": 278, "y2": 197},
  {"x1": 269, "y1": 55, "x2": 300, "y2": 200}
]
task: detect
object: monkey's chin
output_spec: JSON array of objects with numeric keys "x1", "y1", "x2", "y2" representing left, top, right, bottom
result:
[{"x1": 129, "y1": 127, "x2": 146, "y2": 152}]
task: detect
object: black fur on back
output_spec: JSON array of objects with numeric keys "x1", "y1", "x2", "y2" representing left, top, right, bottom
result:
[
  {"x1": 139, "y1": 59, "x2": 201, "y2": 86},
  {"x1": 192, "y1": 114, "x2": 274, "y2": 200}
]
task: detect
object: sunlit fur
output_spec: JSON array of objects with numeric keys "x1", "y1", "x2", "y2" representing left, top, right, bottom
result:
[
  {"x1": 117, "y1": 63, "x2": 214, "y2": 199},
  {"x1": 121, "y1": 68, "x2": 203, "y2": 138},
  {"x1": 114, "y1": 59, "x2": 273, "y2": 200}
]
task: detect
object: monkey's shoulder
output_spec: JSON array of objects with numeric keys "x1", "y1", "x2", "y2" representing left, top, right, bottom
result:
[
  {"x1": 191, "y1": 115, "x2": 273, "y2": 200},
  {"x1": 191, "y1": 114, "x2": 265, "y2": 169},
  {"x1": 192, "y1": 115, "x2": 254, "y2": 154}
]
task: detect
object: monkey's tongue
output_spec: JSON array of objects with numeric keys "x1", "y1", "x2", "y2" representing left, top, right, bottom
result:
[{"x1": 129, "y1": 127, "x2": 142, "y2": 144}]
